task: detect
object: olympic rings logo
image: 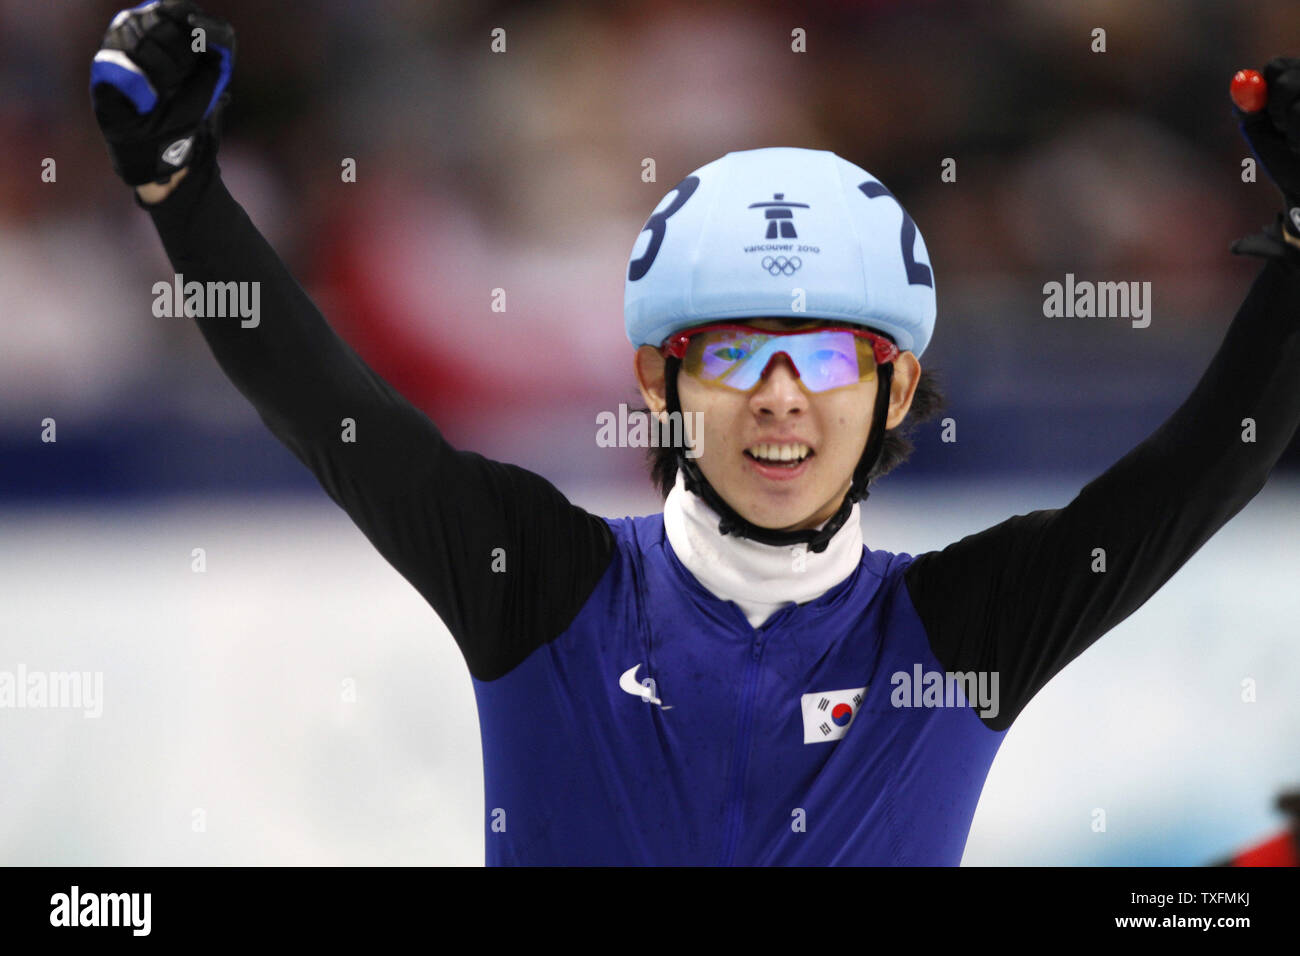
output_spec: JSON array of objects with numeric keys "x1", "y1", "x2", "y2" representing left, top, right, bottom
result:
[{"x1": 761, "y1": 255, "x2": 802, "y2": 275}]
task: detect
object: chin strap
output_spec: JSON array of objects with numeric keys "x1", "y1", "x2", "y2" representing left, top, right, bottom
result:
[{"x1": 665, "y1": 357, "x2": 894, "y2": 555}]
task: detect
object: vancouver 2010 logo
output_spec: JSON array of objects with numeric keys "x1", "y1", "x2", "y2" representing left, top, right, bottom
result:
[{"x1": 744, "y1": 192, "x2": 820, "y2": 274}]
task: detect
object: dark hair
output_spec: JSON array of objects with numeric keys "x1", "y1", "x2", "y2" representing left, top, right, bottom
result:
[{"x1": 645, "y1": 365, "x2": 946, "y2": 499}]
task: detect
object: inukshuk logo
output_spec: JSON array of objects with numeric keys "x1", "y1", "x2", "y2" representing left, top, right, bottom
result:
[
  {"x1": 745, "y1": 192, "x2": 818, "y2": 275},
  {"x1": 749, "y1": 192, "x2": 807, "y2": 239}
]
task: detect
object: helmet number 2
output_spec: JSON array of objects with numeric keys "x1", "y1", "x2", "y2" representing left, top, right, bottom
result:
[
  {"x1": 857, "y1": 181, "x2": 933, "y2": 288},
  {"x1": 628, "y1": 176, "x2": 701, "y2": 281}
]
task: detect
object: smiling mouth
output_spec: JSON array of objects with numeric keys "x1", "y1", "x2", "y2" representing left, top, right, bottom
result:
[{"x1": 744, "y1": 442, "x2": 814, "y2": 467}]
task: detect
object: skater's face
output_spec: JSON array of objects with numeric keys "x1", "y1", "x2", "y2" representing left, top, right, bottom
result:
[{"x1": 636, "y1": 318, "x2": 920, "y2": 533}]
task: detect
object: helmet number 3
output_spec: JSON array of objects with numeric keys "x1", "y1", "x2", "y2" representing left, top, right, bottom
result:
[
  {"x1": 628, "y1": 176, "x2": 701, "y2": 281},
  {"x1": 858, "y1": 181, "x2": 933, "y2": 288}
]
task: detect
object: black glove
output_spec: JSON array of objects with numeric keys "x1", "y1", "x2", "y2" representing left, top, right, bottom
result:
[
  {"x1": 1232, "y1": 57, "x2": 1300, "y2": 260},
  {"x1": 90, "y1": 0, "x2": 236, "y2": 186}
]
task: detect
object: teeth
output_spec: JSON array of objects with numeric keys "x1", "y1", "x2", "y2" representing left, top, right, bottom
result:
[{"x1": 748, "y1": 442, "x2": 811, "y2": 463}]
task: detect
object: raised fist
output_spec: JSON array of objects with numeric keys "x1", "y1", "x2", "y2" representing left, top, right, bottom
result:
[{"x1": 90, "y1": 0, "x2": 236, "y2": 186}]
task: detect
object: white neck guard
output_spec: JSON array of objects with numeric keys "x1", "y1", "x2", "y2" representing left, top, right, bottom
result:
[{"x1": 662, "y1": 469, "x2": 865, "y2": 628}]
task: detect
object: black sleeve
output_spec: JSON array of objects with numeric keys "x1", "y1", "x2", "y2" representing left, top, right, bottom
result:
[
  {"x1": 904, "y1": 254, "x2": 1300, "y2": 732},
  {"x1": 142, "y1": 157, "x2": 615, "y2": 681}
]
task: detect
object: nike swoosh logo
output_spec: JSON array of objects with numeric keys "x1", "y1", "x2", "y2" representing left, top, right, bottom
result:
[
  {"x1": 619, "y1": 664, "x2": 672, "y2": 709},
  {"x1": 161, "y1": 136, "x2": 193, "y2": 167}
]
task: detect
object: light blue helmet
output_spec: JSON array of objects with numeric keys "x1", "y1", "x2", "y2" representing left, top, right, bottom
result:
[{"x1": 624, "y1": 146, "x2": 936, "y2": 358}]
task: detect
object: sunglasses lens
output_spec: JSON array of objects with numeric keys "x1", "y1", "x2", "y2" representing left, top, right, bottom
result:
[
  {"x1": 682, "y1": 328, "x2": 876, "y2": 392},
  {"x1": 685, "y1": 329, "x2": 765, "y2": 388},
  {"x1": 790, "y1": 332, "x2": 875, "y2": 390}
]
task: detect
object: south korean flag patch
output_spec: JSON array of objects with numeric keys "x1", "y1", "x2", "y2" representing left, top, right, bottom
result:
[{"x1": 801, "y1": 686, "x2": 867, "y2": 743}]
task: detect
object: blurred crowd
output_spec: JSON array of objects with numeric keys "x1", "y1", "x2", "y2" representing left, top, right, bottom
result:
[{"x1": 2, "y1": 0, "x2": 1299, "y2": 496}]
